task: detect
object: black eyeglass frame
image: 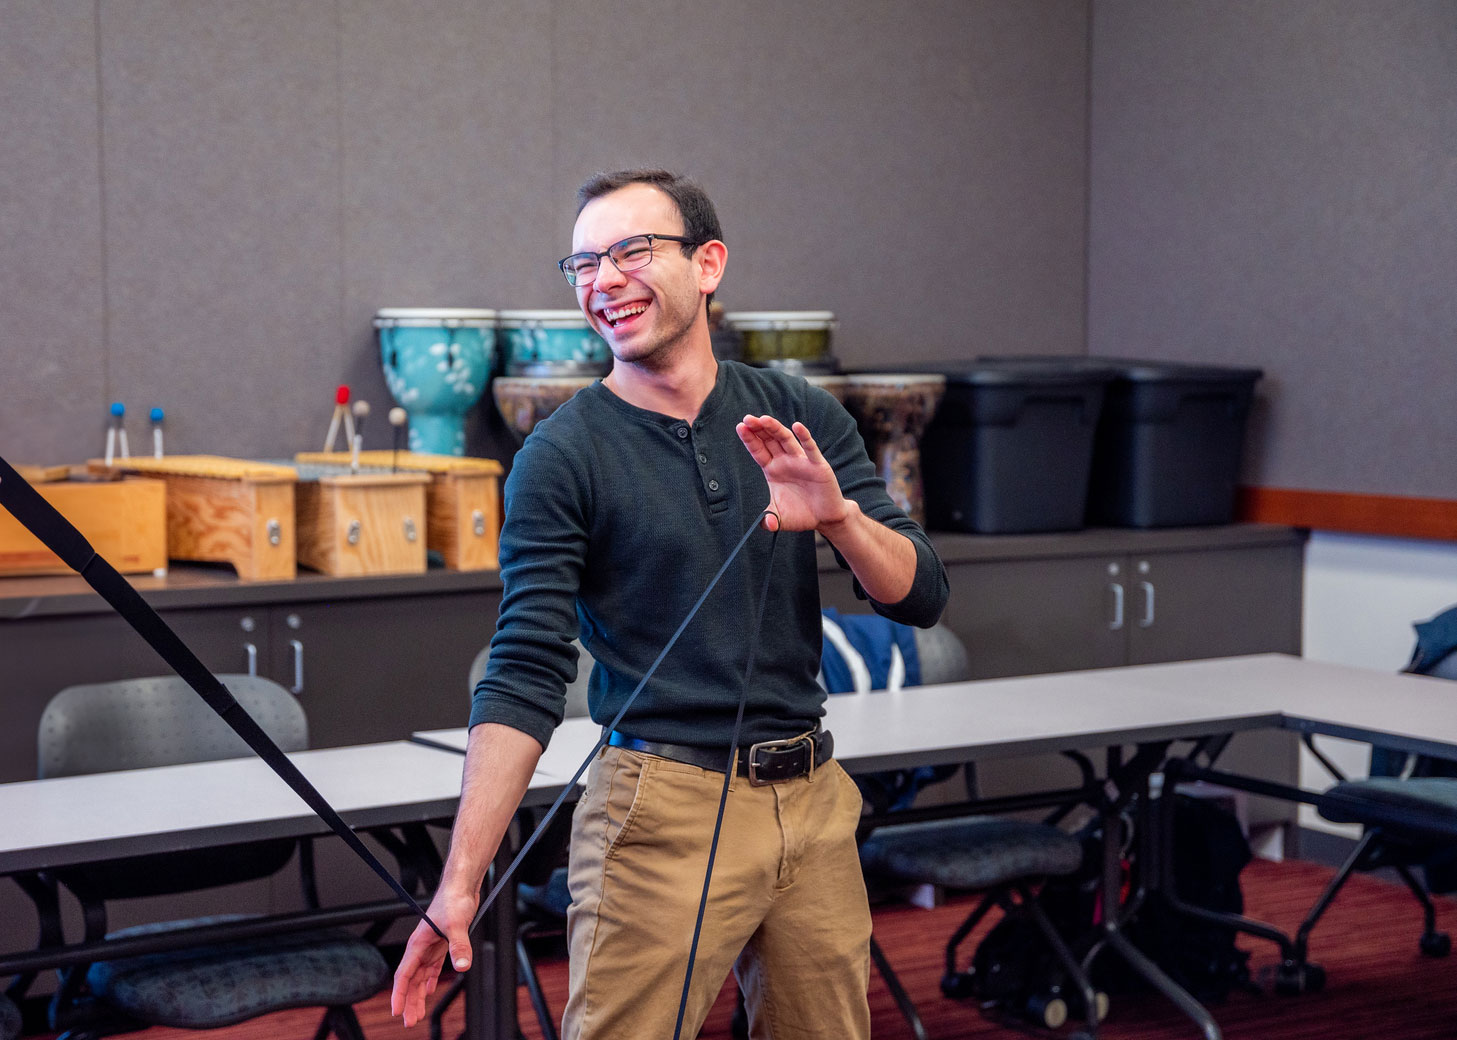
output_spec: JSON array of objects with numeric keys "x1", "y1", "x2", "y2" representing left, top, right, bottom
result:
[{"x1": 558, "y1": 233, "x2": 703, "y2": 287}]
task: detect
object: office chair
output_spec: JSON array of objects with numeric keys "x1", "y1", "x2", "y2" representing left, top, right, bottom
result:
[
  {"x1": 1278, "y1": 613, "x2": 1457, "y2": 993},
  {"x1": 0, "y1": 993, "x2": 20, "y2": 1040},
  {"x1": 35, "y1": 675, "x2": 389, "y2": 1040},
  {"x1": 834, "y1": 616, "x2": 1105, "y2": 1040}
]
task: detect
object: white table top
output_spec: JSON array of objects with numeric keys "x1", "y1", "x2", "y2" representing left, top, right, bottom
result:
[
  {"x1": 416, "y1": 653, "x2": 1457, "y2": 775},
  {"x1": 0, "y1": 741, "x2": 475, "y2": 874},
  {"x1": 12, "y1": 654, "x2": 1454, "y2": 879},
  {"x1": 1090, "y1": 653, "x2": 1457, "y2": 760},
  {"x1": 415, "y1": 659, "x2": 1289, "y2": 776},
  {"x1": 414, "y1": 716, "x2": 604, "y2": 785}
]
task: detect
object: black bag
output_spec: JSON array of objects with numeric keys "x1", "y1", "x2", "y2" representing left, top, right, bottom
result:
[
  {"x1": 971, "y1": 875, "x2": 1098, "y2": 990},
  {"x1": 1117, "y1": 794, "x2": 1254, "y2": 1003},
  {"x1": 965, "y1": 831, "x2": 1103, "y2": 1022},
  {"x1": 966, "y1": 796, "x2": 1253, "y2": 1010}
]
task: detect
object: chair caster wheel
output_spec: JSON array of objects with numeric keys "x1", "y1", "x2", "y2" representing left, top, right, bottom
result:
[
  {"x1": 939, "y1": 971, "x2": 977, "y2": 1000},
  {"x1": 1066, "y1": 988, "x2": 1110, "y2": 1023},
  {"x1": 1420, "y1": 931, "x2": 1451, "y2": 958},
  {"x1": 1024, "y1": 993, "x2": 1068, "y2": 1030},
  {"x1": 1274, "y1": 960, "x2": 1326, "y2": 995}
]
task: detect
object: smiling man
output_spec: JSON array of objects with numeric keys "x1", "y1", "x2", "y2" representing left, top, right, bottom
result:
[{"x1": 391, "y1": 170, "x2": 948, "y2": 1039}]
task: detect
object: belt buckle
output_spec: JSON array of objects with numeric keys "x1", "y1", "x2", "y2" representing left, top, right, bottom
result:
[{"x1": 747, "y1": 732, "x2": 814, "y2": 787}]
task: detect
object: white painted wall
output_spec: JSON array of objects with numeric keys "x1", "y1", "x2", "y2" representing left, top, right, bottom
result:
[{"x1": 1299, "y1": 531, "x2": 1457, "y2": 834}]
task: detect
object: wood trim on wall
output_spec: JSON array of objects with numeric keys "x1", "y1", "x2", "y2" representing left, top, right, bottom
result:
[{"x1": 1238, "y1": 487, "x2": 1457, "y2": 542}]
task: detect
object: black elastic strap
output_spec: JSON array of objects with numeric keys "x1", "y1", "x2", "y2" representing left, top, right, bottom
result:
[
  {"x1": 672, "y1": 524, "x2": 778, "y2": 1040},
  {"x1": 0, "y1": 455, "x2": 445, "y2": 940}
]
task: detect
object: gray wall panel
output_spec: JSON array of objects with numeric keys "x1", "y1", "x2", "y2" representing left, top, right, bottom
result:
[
  {"x1": 99, "y1": 0, "x2": 342, "y2": 460},
  {"x1": 551, "y1": 0, "x2": 1087, "y2": 370},
  {"x1": 0, "y1": 1, "x2": 105, "y2": 466},
  {"x1": 549, "y1": 0, "x2": 756, "y2": 293},
  {"x1": 2, "y1": 0, "x2": 1090, "y2": 467},
  {"x1": 1089, "y1": 1, "x2": 1457, "y2": 497},
  {"x1": 726, "y1": 0, "x2": 1089, "y2": 368},
  {"x1": 340, "y1": 0, "x2": 555, "y2": 458}
]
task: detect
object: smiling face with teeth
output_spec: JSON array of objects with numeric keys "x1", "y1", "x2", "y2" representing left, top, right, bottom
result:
[{"x1": 571, "y1": 183, "x2": 725, "y2": 372}]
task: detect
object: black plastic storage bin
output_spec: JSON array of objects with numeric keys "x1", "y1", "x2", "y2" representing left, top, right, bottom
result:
[
  {"x1": 918, "y1": 361, "x2": 1113, "y2": 534},
  {"x1": 1086, "y1": 360, "x2": 1262, "y2": 528}
]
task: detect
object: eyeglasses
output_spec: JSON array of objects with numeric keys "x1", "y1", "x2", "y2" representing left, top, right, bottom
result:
[{"x1": 558, "y1": 233, "x2": 701, "y2": 287}]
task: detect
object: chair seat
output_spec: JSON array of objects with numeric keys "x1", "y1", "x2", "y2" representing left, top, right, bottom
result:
[
  {"x1": 86, "y1": 915, "x2": 388, "y2": 1029},
  {"x1": 1, "y1": 992, "x2": 21, "y2": 1040},
  {"x1": 1321, "y1": 776, "x2": 1457, "y2": 829},
  {"x1": 859, "y1": 816, "x2": 1085, "y2": 890}
]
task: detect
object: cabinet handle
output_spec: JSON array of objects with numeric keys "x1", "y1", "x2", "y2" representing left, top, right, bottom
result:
[
  {"x1": 290, "y1": 639, "x2": 305, "y2": 694},
  {"x1": 1139, "y1": 581, "x2": 1156, "y2": 628},
  {"x1": 244, "y1": 642, "x2": 257, "y2": 676},
  {"x1": 1109, "y1": 582, "x2": 1125, "y2": 630}
]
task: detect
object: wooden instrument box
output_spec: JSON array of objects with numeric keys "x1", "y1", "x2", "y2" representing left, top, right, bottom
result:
[
  {"x1": 89, "y1": 456, "x2": 297, "y2": 582},
  {"x1": 293, "y1": 471, "x2": 431, "y2": 577},
  {"x1": 295, "y1": 451, "x2": 502, "y2": 571},
  {"x1": 0, "y1": 472, "x2": 167, "y2": 576}
]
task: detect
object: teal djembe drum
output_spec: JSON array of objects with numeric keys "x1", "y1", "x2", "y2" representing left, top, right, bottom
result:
[
  {"x1": 376, "y1": 308, "x2": 496, "y2": 455},
  {"x1": 497, "y1": 310, "x2": 612, "y2": 377}
]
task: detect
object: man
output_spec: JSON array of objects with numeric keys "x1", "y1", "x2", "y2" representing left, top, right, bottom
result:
[{"x1": 392, "y1": 169, "x2": 948, "y2": 1038}]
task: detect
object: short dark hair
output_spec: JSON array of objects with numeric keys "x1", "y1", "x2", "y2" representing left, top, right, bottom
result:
[
  {"x1": 576, "y1": 169, "x2": 724, "y2": 254},
  {"x1": 576, "y1": 169, "x2": 724, "y2": 312}
]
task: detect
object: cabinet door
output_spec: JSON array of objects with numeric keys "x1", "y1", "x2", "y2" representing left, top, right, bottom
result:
[
  {"x1": 1125, "y1": 545, "x2": 1303, "y2": 665},
  {"x1": 146, "y1": 606, "x2": 274, "y2": 679},
  {"x1": 1123, "y1": 544, "x2": 1304, "y2": 836},
  {"x1": 941, "y1": 556, "x2": 1128, "y2": 679},
  {"x1": 0, "y1": 608, "x2": 273, "y2": 784},
  {"x1": 2, "y1": 615, "x2": 140, "y2": 783},
  {"x1": 264, "y1": 591, "x2": 500, "y2": 750}
]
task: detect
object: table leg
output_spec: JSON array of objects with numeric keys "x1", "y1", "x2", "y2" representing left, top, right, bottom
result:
[
  {"x1": 464, "y1": 844, "x2": 520, "y2": 1040},
  {"x1": 1088, "y1": 743, "x2": 1225, "y2": 1040}
]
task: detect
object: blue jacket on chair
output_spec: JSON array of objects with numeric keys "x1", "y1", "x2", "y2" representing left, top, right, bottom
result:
[{"x1": 819, "y1": 608, "x2": 956, "y2": 812}]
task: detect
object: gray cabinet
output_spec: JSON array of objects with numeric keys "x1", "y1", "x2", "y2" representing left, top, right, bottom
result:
[
  {"x1": 820, "y1": 524, "x2": 1307, "y2": 841},
  {"x1": 0, "y1": 573, "x2": 502, "y2": 784},
  {"x1": 888, "y1": 526, "x2": 1306, "y2": 677}
]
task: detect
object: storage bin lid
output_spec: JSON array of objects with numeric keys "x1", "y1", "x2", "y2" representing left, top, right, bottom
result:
[
  {"x1": 890, "y1": 359, "x2": 1119, "y2": 387},
  {"x1": 978, "y1": 355, "x2": 1262, "y2": 385},
  {"x1": 1095, "y1": 359, "x2": 1263, "y2": 384}
]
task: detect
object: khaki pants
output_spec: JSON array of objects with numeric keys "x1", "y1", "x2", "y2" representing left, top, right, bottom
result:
[{"x1": 561, "y1": 745, "x2": 872, "y2": 1040}]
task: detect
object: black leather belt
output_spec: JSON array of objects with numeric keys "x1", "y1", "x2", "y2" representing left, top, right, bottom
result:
[{"x1": 607, "y1": 726, "x2": 834, "y2": 786}]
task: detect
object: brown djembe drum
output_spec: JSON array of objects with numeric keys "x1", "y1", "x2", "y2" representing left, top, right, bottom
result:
[
  {"x1": 842, "y1": 374, "x2": 946, "y2": 526},
  {"x1": 491, "y1": 376, "x2": 598, "y2": 444}
]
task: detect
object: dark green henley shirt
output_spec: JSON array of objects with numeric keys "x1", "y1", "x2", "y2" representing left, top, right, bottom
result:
[{"x1": 469, "y1": 360, "x2": 949, "y2": 750}]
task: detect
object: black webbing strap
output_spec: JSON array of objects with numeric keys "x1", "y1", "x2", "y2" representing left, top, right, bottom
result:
[
  {"x1": 672, "y1": 523, "x2": 778, "y2": 1040},
  {"x1": 0, "y1": 455, "x2": 445, "y2": 940}
]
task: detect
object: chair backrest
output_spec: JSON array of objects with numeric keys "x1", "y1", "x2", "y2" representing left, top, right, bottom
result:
[
  {"x1": 1422, "y1": 650, "x2": 1457, "y2": 683},
  {"x1": 37, "y1": 675, "x2": 309, "y2": 903},
  {"x1": 820, "y1": 614, "x2": 972, "y2": 812},
  {"x1": 469, "y1": 638, "x2": 594, "y2": 720},
  {"x1": 913, "y1": 623, "x2": 972, "y2": 687},
  {"x1": 820, "y1": 611, "x2": 971, "y2": 693},
  {"x1": 1373, "y1": 610, "x2": 1457, "y2": 778},
  {"x1": 39, "y1": 674, "x2": 307, "y2": 779}
]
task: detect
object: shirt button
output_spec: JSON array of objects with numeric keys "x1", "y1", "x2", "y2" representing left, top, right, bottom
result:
[
  {"x1": 676, "y1": 426, "x2": 689, "y2": 439},
  {"x1": 698, "y1": 453, "x2": 708, "y2": 464},
  {"x1": 708, "y1": 480, "x2": 720, "y2": 492}
]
